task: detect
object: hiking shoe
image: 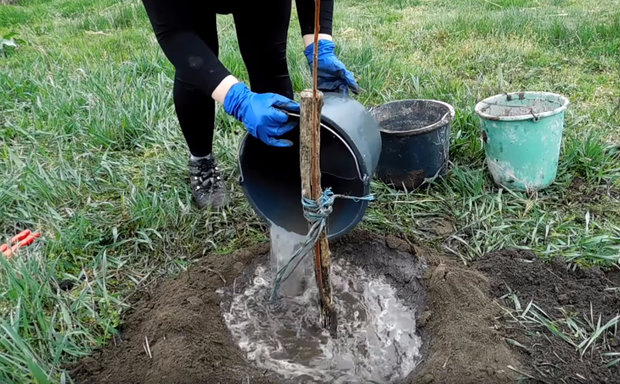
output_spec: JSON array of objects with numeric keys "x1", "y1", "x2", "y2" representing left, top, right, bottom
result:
[{"x1": 188, "y1": 154, "x2": 230, "y2": 209}]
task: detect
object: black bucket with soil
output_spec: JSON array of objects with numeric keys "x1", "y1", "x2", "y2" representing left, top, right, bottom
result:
[{"x1": 371, "y1": 100, "x2": 455, "y2": 190}]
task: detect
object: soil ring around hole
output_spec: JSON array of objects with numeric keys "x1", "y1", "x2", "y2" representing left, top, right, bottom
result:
[{"x1": 71, "y1": 231, "x2": 620, "y2": 383}]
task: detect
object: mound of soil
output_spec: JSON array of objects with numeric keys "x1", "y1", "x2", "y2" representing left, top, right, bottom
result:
[
  {"x1": 412, "y1": 253, "x2": 520, "y2": 383},
  {"x1": 476, "y1": 249, "x2": 620, "y2": 383},
  {"x1": 71, "y1": 232, "x2": 619, "y2": 384},
  {"x1": 73, "y1": 243, "x2": 275, "y2": 384}
]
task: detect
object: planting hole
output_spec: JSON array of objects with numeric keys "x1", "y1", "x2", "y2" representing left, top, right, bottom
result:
[{"x1": 219, "y1": 225, "x2": 425, "y2": 383}]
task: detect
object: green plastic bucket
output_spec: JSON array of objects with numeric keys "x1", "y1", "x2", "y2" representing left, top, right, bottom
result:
[{"x1": 475, "y1": 92, "x2": 569, "y2": 191}]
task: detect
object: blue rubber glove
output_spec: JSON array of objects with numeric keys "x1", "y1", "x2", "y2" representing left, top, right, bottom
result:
[
  {"x1": 304, "y1": 39, "x2": 359, "y2": 95},
  {"x1": 224, "y1": 83, "x2": 300, "y2": 147}
]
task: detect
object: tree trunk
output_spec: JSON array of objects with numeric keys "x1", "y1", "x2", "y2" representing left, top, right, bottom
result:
[{"x1": 299, "y1": 89, "x2": 337, "y2": 337}]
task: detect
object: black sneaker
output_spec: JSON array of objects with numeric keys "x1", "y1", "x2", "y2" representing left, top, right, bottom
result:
[{"x1": 188, "y1": 154, "x2": 229, "y2": 209}]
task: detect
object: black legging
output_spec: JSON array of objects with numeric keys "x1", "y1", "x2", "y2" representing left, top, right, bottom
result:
[{"x1": 142, "y1": 0, "x2": 333, "y2": 157}]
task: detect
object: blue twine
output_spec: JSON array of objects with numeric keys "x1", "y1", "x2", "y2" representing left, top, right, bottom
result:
[{"x1": 270, "y1": 188, "x2": 374, "y2": 300}]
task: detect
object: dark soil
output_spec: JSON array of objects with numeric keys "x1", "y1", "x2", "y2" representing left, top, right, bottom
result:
[
  {"x1": 566, "y1": 176, "x2": 620, "y2": 205},
  {"x1": 72, "y1": 232, "x2": 620, "y2": 384},
  {"x1": 476, "y1": 249, "x2": 620, "y2": 383},
  {"x1": 332, "y1": 233, "x2": 519, "y2": 384},
  {"x1": 72, "y1": 243, "x2": 276, "y2": 384},
  {"x1": 411, "y1": 244, "x2": 520, "y2": 384},
  {"x1": 377, "y1": 169, "x2": 426, "y2": 190}
]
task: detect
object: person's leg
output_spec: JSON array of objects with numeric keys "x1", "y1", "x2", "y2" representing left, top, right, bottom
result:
[
  {"x1": 233, "y1": 0, "x2": 294, "y2": 99},
  {"x1": 173, "y1": 79, "x2": 215, "y2": 157},
  {"x1": 142, "y1": 0, "x2": 225, "y2": 157},
  {"x1": 172, "y1": 9, "x2": 218, "y2": 157},
  {"x1": 142, "y1": 0, "x2": 229, "y2": 208}
]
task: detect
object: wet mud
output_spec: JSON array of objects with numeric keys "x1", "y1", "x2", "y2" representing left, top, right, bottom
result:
[{"x1": 72, "y1": 232, "x2": 619, "y2": 384}]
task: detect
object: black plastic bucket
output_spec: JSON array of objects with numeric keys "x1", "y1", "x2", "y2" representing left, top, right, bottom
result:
[
  {"x1": 371, "y1": 99, "x2": 455, "y2": 189},
  {"x1": 239, "y1": 93, "x2": 381, "y2": 238}
]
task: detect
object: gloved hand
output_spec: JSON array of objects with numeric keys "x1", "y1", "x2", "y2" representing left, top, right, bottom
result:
[
  {"x1": 223, "y1": 82, "x2": 300, "y2": 147},
  {"x1": 304, "y1": 39, "x2": 359, "y2": 95}
]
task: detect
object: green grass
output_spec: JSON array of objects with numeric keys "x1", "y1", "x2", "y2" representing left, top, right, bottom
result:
[
  {"x1": 503, "y1": 291, "x2": 620, "y2": 370},
  {"x1": 0, "y1": 0, "x2": 619, "y2": 382}
]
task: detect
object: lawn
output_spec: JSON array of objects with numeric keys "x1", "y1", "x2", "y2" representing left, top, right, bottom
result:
[{"x1": 0, "y1": 0, "x2": 619, "y2": 382}]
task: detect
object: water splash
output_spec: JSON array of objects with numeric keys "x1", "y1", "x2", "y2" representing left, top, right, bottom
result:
[
  {"x1": 268, "y1": 224, "x2": 313, "y2": 297},
  {"x1": 220, "y1": 225, "x2": 423, "y2": 383}
]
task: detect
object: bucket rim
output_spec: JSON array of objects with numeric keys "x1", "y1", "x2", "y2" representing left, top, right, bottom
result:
[
  {"x1": 238, "y1": 118, "x2": 364, "y2": 185},
  {"x1": 475, "y1": 91, "x2": 570, "y2": 122},
  {"x1": 237, "y1": 125, "x2": 367, "y2": 240},
  {"x1": 370, "y1": 99, "x2": 456, "y2": 135}
]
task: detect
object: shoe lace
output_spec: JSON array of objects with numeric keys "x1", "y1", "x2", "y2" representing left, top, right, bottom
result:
[{"x1": 194, "y1": 158, "x2": 222, "y2": 192}]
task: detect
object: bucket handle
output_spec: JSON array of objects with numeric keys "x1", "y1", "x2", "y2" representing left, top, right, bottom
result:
[
  {"x1": 439, "y1": 111, "x2": 451, "y2": 125},
  {"x1": 285, "y1": 112, "x2": 364, "y2": 181},
  {"x1": 479, "y1": 102, "x2": 544, "y2": 122}
]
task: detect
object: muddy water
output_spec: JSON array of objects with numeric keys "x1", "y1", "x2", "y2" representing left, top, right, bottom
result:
[{"x1": 220, "y1": 225, "x2": 423, "y2": 383}]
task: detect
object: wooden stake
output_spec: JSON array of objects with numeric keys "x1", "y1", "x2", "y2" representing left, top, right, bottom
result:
[{"x1": 299, "y1": 89, "x2": 337, "y2": 337}]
